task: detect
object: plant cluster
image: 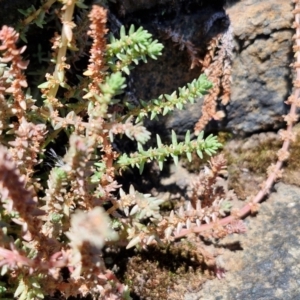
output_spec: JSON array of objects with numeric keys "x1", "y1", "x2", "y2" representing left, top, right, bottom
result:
[
  {"x1": 0, "y1": 1, "x2": 222, "y2": 299},
  {"x1": 0, "y1": 0, "x2": 299, "y2": 299}
]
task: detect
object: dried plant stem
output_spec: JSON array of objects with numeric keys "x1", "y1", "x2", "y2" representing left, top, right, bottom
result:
[
  {"x1": 0, "y1": 26, "x2": 29, "y2": 118},
  {"x1": 45, "y1": 0, "x2": 76, "y2": 107},
  {"x1": 22, "y1": 0, "x2": 57, "y2": 26},
  {"x1": 176, "y1": 2, "x2": 299, "y2": 239},
  {"x1": 194, "y1": 26, "x2": 233, "y2": 135},
  {"x1": 0, "y1": 146, "x2": 44, "y2": 242}
]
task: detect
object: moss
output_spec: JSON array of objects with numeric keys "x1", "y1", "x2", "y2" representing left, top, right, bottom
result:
[
  {"x1": 282, "y1": 126, "x2": 300, "y2": 186},
  {"x1": 222, "y1": 127, "x2": 300, "y2": 198},
  {"x1": 285, "y1": 127, "x2": 300, "y2": 170},
  {"x1": 228, "y1": 141, "x2": 280, "y2": 174},
  {"x1": 121, "y1": 241, "x2": 210, "y2": 299},
  {"x1": 221, "y1": 134, "x2": 280, "y2": 198},
  {"x1": 217, "y1": 131, "x2": 233, "y2": 145}
]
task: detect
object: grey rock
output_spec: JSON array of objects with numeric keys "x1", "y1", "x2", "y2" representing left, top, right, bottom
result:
[
  {"x1": 0, "y1": 0, "x2": 294, "y2": 136},
  {"x1": 127, "y1": 0, "x2": 294, "y2": 136},
  {"x1": 226, "y1": 0, "x2": 294, "y2": 134},
  {"x1": 125, "y1": 2, "x2": 229, "y2": 138},
  {"x1": 185, "y1": 182, "x2": 300, "y2": 300}
]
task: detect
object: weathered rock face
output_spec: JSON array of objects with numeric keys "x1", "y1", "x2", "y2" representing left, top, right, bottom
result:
[
  {"x1": 0, "y1": 0, "x2": 294, "y2": 137},
  {"x1": 123, "y1": 0, "x2": 294, "y2": 136},
  {"x1": 185, "y1": 183, "x2": 300, "y2": 299},
  {"x1": 226, "y1": 0, "x2": 293, "y2": 134}
]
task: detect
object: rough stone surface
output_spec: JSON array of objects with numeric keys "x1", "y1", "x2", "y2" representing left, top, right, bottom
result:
[
  {"x1": 184, "y1": 182, "x2": 300, "y2": 300},
  {"x1": 124, "y1": 0, "x2": 294, "y2": 136},
  {"x1": 226, "y1": 0, "x2": 294, "y2": 134},
  {"x1": 2, "y1": 0, "x2": 292, "y2": 136}
]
